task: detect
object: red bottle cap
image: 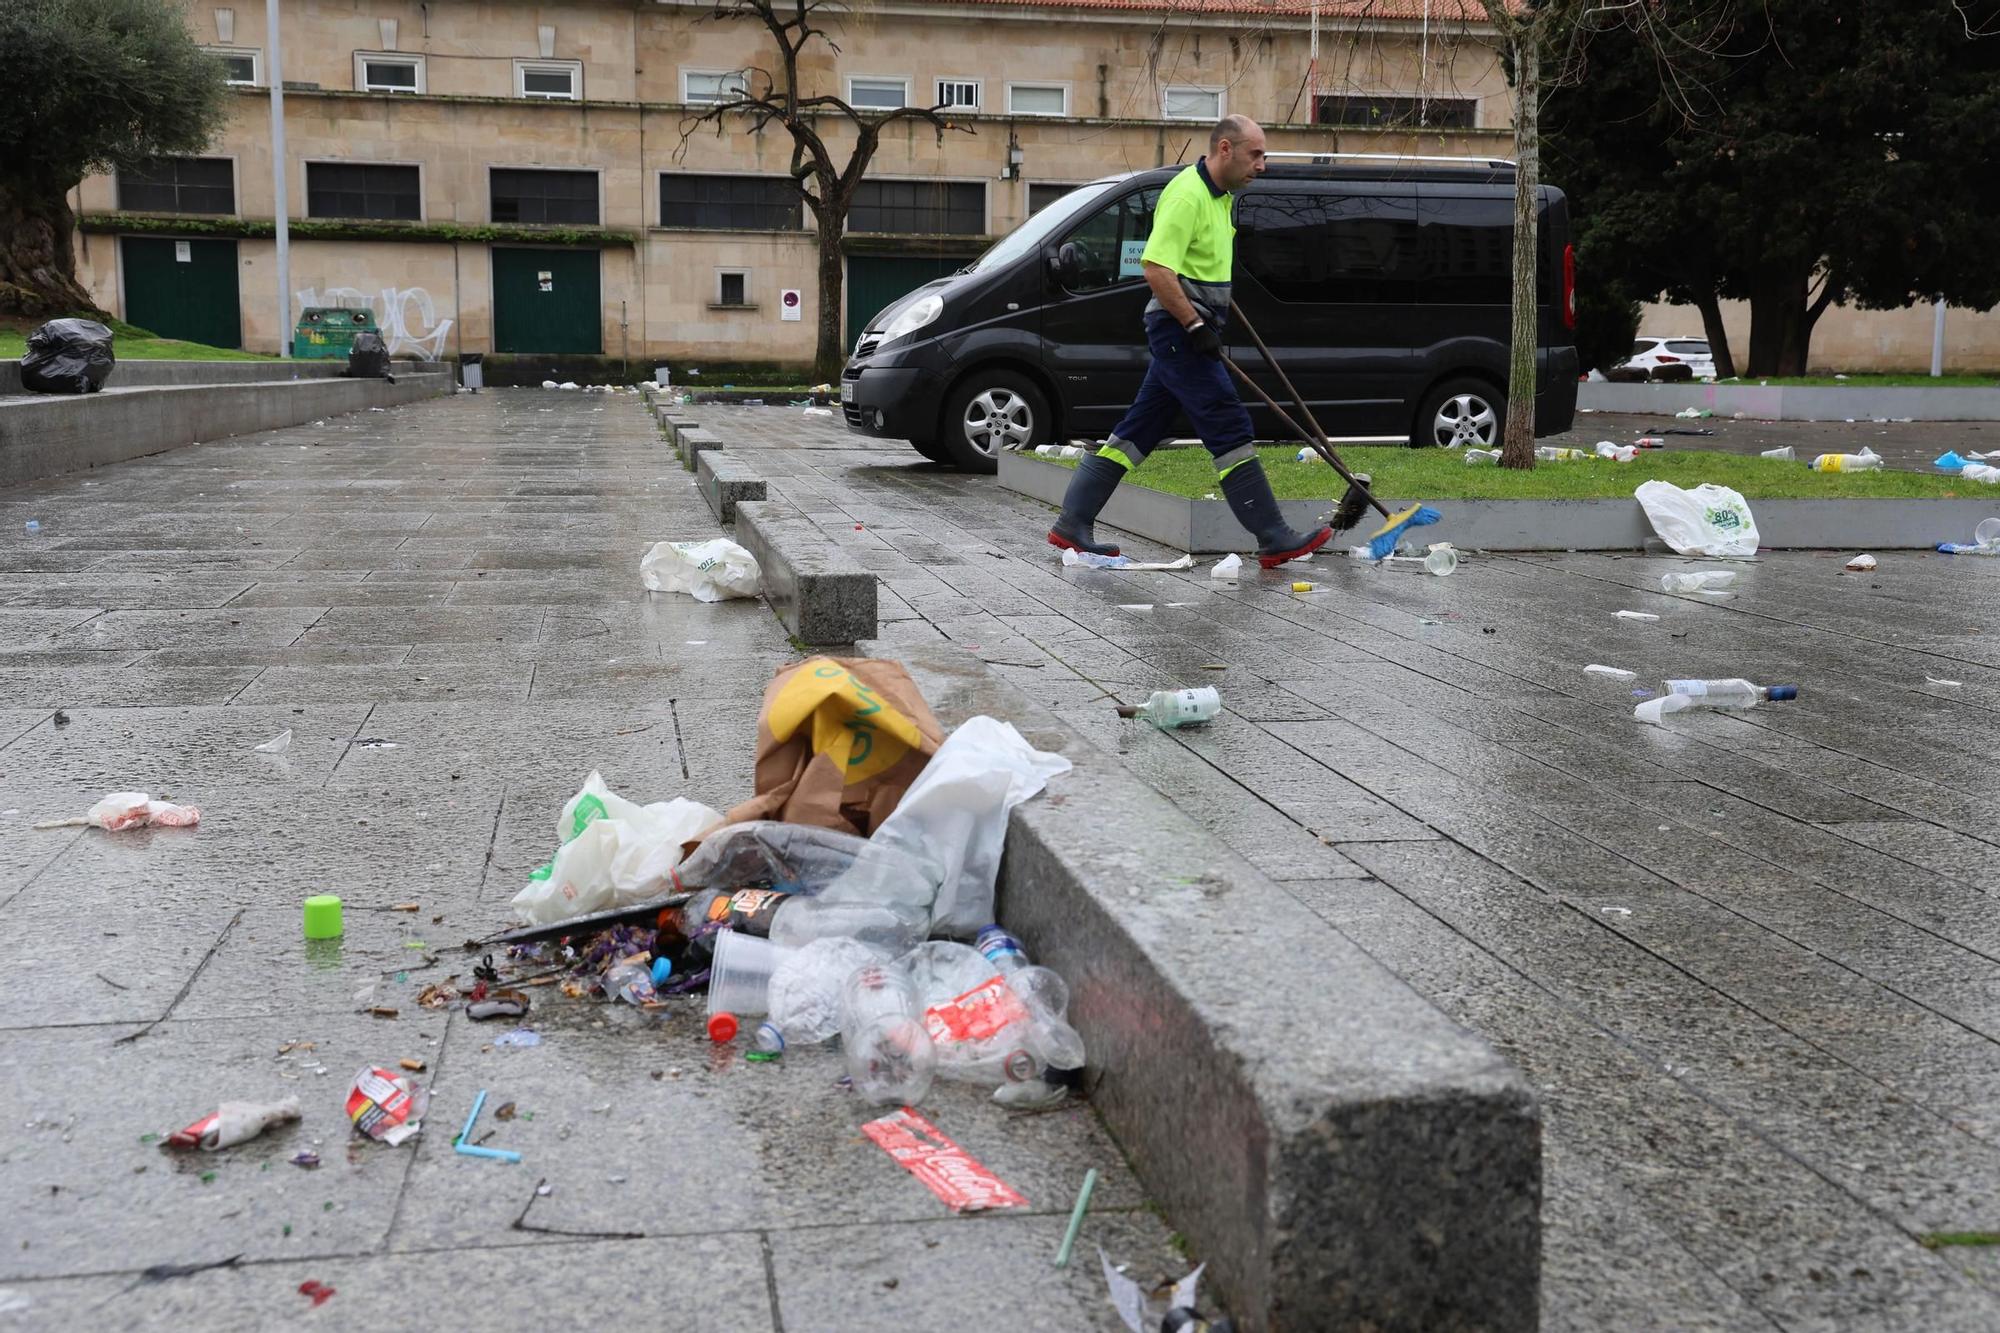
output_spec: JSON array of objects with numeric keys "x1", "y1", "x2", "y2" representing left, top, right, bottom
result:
[{"x1": 707, "y1": 1012, "x2": 738, "y2": 1043}]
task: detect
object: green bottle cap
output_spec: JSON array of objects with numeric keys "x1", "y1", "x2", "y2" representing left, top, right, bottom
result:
[{"x1": 303, "y1": 894, "x2": 344, "y2": 940}]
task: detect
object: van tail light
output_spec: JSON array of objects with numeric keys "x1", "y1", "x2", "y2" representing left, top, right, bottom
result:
[{"x1": 1562, "y1": 244, "x2": 1577, "y2": 330}]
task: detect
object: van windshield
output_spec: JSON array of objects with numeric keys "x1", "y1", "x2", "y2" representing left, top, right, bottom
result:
[{"x1": 962, "y1": 184, "x2": 1112, "y2": 275}]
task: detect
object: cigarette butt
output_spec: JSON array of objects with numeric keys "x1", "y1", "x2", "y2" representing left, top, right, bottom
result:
[
  {"x1": 390, "y1": 903, "x2": 420, "y2": 913},
  {"x1": 369, "y1": 1006, "x2": 399, "y2": 1019},
  {"x1": 1291, "y1": 581, "x2": 1314, "y2": 593},
  {"x1": 399, "y1": 1058, "x2": 426, "y2": 1072}
]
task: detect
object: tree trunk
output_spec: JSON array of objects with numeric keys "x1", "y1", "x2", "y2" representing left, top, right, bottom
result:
[
  {"x1": 1499, "y1": 32, "x2": 1539, "y2": 469},
  {"x1": 0, "y1": 175, "x2": 100, "y2": 318},
  {"x1": 1744, "y1": 266, "x2": 1816, "y2": 377},
  {"x1": 1693, "y1": 288, "x2": 1735, "y2": 380},
  {"x1": 812, "y1": 209, "x2": 847, "y2": 384}
]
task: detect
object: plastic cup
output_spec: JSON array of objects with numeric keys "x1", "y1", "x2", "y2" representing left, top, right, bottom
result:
[
  {"x1": 1424, "y1": 545, "x2": 1460, "y2": 576},
  {"x1": 302, "y1": 894, "x2": 343, "y2": 940},
  {"x1": 1976, "y1": 517, "x2": 2000, "y2": 549},
  {"x1": 707, "y1": 929, "x2": 797, "y2": 1021}
]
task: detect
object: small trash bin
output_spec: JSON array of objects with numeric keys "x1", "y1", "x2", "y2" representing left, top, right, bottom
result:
[
  {"x1": 295, "y1": 307, "x2": 377, "y2": 360},
  {"x1": 460, "y1": 353, "x2": 484, "y2": 392}
]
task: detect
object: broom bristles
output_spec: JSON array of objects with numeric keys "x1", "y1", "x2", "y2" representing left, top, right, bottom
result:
[
  {"x1": 1328, "y1": 472, "x2": 1372, "y2": 534},
  {"x1": 1364, "y1": 504, "x2": 1443, "y2": 561}
]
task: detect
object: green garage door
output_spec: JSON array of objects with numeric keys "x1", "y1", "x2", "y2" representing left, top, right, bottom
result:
[
  {"x1": 846, "y1": 255, "x2": 965, "y2": 349},
  {"x1": 492, "y1": 247, "x2": 602, "y2": 354},
  {"x1": 120, "y1": 237, "x2": 241, "y2": 349}
]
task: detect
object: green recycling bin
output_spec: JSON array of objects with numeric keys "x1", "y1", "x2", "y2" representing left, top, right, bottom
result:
[{"x1": 294, "y1": 306, "x2": 378, "y2": 359}]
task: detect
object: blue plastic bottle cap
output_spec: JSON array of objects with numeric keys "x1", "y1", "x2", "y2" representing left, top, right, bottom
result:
[
  {"x1": 650, "y1": 956, "x2": 673, "y2": 987},
  {"x1": 1767, "y1": 685, "x2": 1799, "y2": 701}
]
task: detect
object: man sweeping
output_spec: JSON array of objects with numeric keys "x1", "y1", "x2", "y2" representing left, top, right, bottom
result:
[{"x1": 1047, "y1": 114, "x2": 1333, "y2": 568}]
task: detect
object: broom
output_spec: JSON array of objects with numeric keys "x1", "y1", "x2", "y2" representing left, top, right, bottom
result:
[{"x1": 1226, "y1": 302, "x2": 1442, "y2": 561}]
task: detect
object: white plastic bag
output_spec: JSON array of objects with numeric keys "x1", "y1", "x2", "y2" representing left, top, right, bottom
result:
[
  {"x1": 1634, "y1": 480, "x2": 1760, "y2": 558},
  {"x1": 509, "y1": 771, "x2": 721, "y2": 925},
  {"x1": 869, "y1": 717, "x2": 1071, "y2": 938},
  {"x1": 640, "y1": 538, "x2": 761, "y2": 602}
]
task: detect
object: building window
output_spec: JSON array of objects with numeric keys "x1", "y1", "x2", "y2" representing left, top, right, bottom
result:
[
  {"x1": 306, "y1": 162, "x2": 421, "y2": 220},
  {"x1": 682, "y1": 69, "x2": 749, "y2": 105},
  {"x1": 118, "y1": 157, "x2": 236, "y2": 214},
  {"x1": 1007, "y1": 83, "x2": 1068, "y2": 117},
  {"x1": 1028, "y1": 182, "x2": 1077, "y2": 216},
  {"x1": 851, "y1": 180, "x2": 984, "y2": 235},
  {"x1": 207, "y1": 46, "x2": 260, "y2": 86},
  {"x1": 1316, "y1": 94, "x2": 1477, "y2": 129},
  {"x1": 355, "y1": 52, "x2": 424, "y2": 93},
  {"x1": 715, "y1": 270, "x2": 751, "y2": 308},
  {"x1": 848, "y1": 77, "x2": 907, "y2": 110},
  {"x1": 491, "y1": 168, "x2": 599, "y2": 225},
  {"x1": 1163, "y1": 86, "x2": 1223, "y2": 121},
  {"x1": 515, "y1": 60, "x2": 581, "y2": 101},
  {"x1": 936, "y1": 79, "x2": 980, "y2": 110},
  {"x1": 659, "y1": 174, "x2": 801, "y2": 230}
]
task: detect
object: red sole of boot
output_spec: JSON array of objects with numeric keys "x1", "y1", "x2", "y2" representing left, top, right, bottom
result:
[
  {"x1": 1258, "y1": 527, "x2": 1334, "y2": 569},
  {"x1": 1047, "y1": 530, "x2": 1121, "y2": 558}
]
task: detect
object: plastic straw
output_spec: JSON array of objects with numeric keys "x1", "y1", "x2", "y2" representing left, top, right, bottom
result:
[
  {"x1": 1053, "y1": 1168, "x2": 1099, "y2": 1268},
  {"x1": 455, "y1": 1089, "x2": 522, "y2": 1164}
]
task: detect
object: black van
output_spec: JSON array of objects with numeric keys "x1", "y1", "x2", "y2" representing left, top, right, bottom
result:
[{"x1": 840, "y1": 154, "x2": 1578, "y2": 473}]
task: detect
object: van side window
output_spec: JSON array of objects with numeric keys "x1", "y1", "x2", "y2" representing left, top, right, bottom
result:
[
  {"x1": 1237, "y1": 191, "x2": 1418, "y2": 303},
  {"x1": 1058, "y1": 187, "x2": 1162, "y2": 292},
  {"x1": 1420, "y1": 194, "x2": 1512, "y2": 305}
]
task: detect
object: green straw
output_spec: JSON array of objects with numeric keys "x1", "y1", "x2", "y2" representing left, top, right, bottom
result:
[{"x1": 1053, "y1": 1168, "x2": 1099, "y2": 1268}]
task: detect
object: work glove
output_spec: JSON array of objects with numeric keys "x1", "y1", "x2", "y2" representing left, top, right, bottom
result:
[{"x1": 1185, "y1": 322, "x2": 1222, "y2": 359}]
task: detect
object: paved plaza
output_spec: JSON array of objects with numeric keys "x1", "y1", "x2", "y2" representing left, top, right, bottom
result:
[{"x1": 3, "y1": 390, "x2": 2000, "y2": 1329}]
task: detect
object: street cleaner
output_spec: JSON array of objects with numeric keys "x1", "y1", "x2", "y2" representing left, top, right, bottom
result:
[{"x1": 1047, "y1": 114, "x2": 1332, "y2": 568}]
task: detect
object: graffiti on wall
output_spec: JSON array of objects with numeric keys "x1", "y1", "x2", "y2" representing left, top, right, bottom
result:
[{"x1": 295, "y1": 286, "x2": 454, "y2": 359}]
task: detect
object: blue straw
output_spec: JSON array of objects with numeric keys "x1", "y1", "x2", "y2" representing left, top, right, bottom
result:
[{"x1": 454, "y1": 1088, "x2": 521, "y2": 1164}]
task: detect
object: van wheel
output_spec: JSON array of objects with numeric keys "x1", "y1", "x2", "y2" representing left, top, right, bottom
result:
[
  {"x1": 908, "y1": 437, "x2": 951, "y2": 465},
  {"x1": 940, "y1": 371, "x2": 1049, "y2": 474},
  {"x1": 1415, "y1": 378, "x2": 1504, "y2": 449}
]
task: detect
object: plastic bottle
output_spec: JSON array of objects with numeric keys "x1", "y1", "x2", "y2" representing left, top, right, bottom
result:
[
  {"x1": 1635, "y1": 437, "x2": 1666, "y2": 449},
  {"x1": 974, "y1": 927, "x2": 1086, "y2": 1071},
  {"x1": 1034, "y1": 444, "x2": 1084, "y2": 459},
  {"x1": 603, "y1": 960, "x2": 658, "y2": 1007},
  {"x1": 1808, "y1": 450, "x2": 1883, "y2": 473},
  {"x1": 1462, "y1": 448, "x2": 1500, "y2": 466},
  {"x1": 1593, "y1": 441, "x2": 1638, "y2": 462},
  {"x1": 1660, "y1": 570, "x2": 1738, "y2": 593},
  {"x1": 1535, "y1": 446, "x2": 1593, "y2": 463},
  {"x1": 840, "y1": 961, "x2": 937, "y2": 1105},
  {"x1": 1662, "y1": 678, "x2": 1798, "y2": 709},
  {"x1": 751, "y1": 1021, "x2": 785, "y2": 1056},
  {"x1": 1116, "y1": 687, "x2": 1220, "y2": 730}
]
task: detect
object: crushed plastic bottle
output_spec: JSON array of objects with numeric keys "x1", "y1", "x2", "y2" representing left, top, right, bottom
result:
[
  {"x1": 1117, "y1": 687, "x2": 1220, "y2": 730},
  {"x1": 671, "y1": 823, "x2": 939, "y2": 956},
  {"x1": 602, "y1": 960, "x2": 658, "y2": 1007},
  {"x1": 1759, "y1": 446, "x2": 1796, "y2": 461},
  {"x1": 1808, "y1": 449, "x2": 1882, "y2": 473},
  {"x1": 1660, "y1": 570, "x2": 1739, "y2": 594},
  {"x1": 1535, "y1": 446, "x2": 1594, "y2": 463},
  {"x1": 974, "y1": 927, "x2": 1086, "y2": 1073},
  {"x1": 840, "y1": 960, "x2": 937, "y2": 1105},
  {"x1": 1462, "y1": 448, "x2": 1500, "y2": 466},
  {"x1": 1663, "y1": 678, "x2": 1798, "y2": 708},
  {"x1": 1593, "y1": 441, "x2": 1638, "y2": 462},
  {"x1": 1034, "y1": 444, "x2": 1085, "y2": 458}
]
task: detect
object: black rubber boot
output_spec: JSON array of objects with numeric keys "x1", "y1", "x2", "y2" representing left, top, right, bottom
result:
[
  {"x1": 1047, "y1": 453, "x2": 1126, "y2": 557},
  {"x1": 1220, "y1": 458, "x2": 1333, "y2": 569}
]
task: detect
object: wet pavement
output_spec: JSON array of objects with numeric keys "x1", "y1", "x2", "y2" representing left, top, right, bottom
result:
[
  {"x1": 0, "y1": 393, "x2": 1183, "y2": 1330},
  {"x1": 710, "y1": 403, "x2": 2000, "y2": 1331}
]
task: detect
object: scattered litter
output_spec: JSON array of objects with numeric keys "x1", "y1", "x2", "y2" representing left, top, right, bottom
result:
[
  {"x1": 1600, "y1": 907, "x2": 1633, "y2": 917},
  {"x1": 1593, "y1": 441, "x2": 1638, "y2": 463},
  {"x1": 290, "y1": 1151, "x2": 320, "y2": 1169},
  {"x1": 455, "y1": 1090, "x2": 522, "y2": 1164},
  {"x1": 1936, "y1": 451, "x2": 1970, "y2": 471},
  {"x1": 1635, "y1": 481, "x2": 1759, "y2": 557},
  {"x1": 1634, "y1": 695, "x2": 1693, "y2": 726},
  {"x1": 1462, "y1": 448, "x2": 1499, "y2": 465},
  {"x1": 862, "y1": 1107, "x2": 1026, "y2": 1212},
  {"x1": 1808, "y1": 449, "x2": 1883, "y2": 473},
  {"x1": 351, "y1": 738, "x2": 399, "y2": 750},
  {"x1": 34, "y1": 791, "x2": 201, "y2": 832},
  {"x1": 303, "y1": 894, "x2": 343, "y2": 940},
  {"x1": 1114, "y1": 603, "x2": 1155, "y2": 611},
  {"x1": 345, "y1": 1067, "x2": 428, "y2": 1146},
  {"x1": 1117, "y1": 687, "x2": 1220, "y2": 730},
  {"x1": 1926, "y1": 676, "x2": 1964, "y2": 688},
  {"x1": 640, "y1": 538, "x2": 761, "y2": 601},
  {"x1": 398, "y1": 1058, "x2": 427, "y2": 1073},
  {"x1": 1963, "y1": 464, "x2": 2000, "y2": 485},
  {"x1": 1034, "y1": 444, "x2": 1086, "y2": 458},
  {"x1": 298, "y1": 1280, "x2": 336, "y2": 1308},
  {"x1": 468, "y1": 990, "x2": 530, "y2": 1020},
  {"x1": 1844, "y1": 554, "x2": 1878, "y2": 572},
  {"x1": 1613, "y1": 610, "x2": 1661, "y2": 621},
  {"x1": 1674, "y1": 408, "x2": 1711, "y2": 419},
  {"x1": 1059, "y1": 549, "x2": 1195, "y2": 572},
  {"x1": 1209, "y1": 554, "x2": 1241, "y2": 581},
  {"x1": 1536, "y1": 446, "x2": 1593, "y2": 463},
  {"x1": 509, "y1": 771, "x2": 720, "y2": 925},
  {"x1": 1660, "y1": 570, "x2": 1739, "y2": 594},
  {"x1": 1100, "y1": 1247, "x2": 1206, "y2": 1333},
  {"x1": 1584, "y1": 665, "x2": 1637, "y2": 680},
  {"x1": 253, "y1": 729, "x2": 292, "y2": 755},
  {"x1": 802, "y1": 407, "x2": 833, "y2": 417},
  {"x1": 164, "y1": 1097, "x2": 301, "y2": 1151},
  {"x1": 1291, "y1": 581, "x2": 1316, "y2": 593},
  {"x1": 494, "y1": 1029, "x2": 541, "y2": 1049},
  {"x1": 1055, "y1": 1168, "x2": 1099, "y2": 1268}
]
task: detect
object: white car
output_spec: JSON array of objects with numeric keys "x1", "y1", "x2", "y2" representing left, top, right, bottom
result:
[{"x1": 1618, "y1": 335, "x2": 1716, "y2": 380}]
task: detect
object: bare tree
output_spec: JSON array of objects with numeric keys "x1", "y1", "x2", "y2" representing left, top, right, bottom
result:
[{"x1": 679, "y1": 0, "x2": 971, "y2": 382}]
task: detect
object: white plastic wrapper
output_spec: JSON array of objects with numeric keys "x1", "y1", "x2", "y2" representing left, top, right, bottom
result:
[
  {"x1": 641, "y1": 538, "x2": 761, "y2": 602},
  {"x1": 1634, "y1": 480, "x2": 1760, "y2": 557},
  {"x1": 509, "y1": 771, "x2": 721, "y2": 925}
]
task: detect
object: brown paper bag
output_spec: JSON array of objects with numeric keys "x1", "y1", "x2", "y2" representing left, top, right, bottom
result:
[{"x1": 723, "y1": 657, "x2": 943, "y2": 836}]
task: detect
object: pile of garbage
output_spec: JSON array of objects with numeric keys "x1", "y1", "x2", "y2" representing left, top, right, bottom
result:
[{"x1": 484, "y1": 657, "x2": 1082, "y2": 1108}]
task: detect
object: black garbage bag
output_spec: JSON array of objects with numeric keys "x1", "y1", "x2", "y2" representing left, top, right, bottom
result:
[
  {"x1": 20, "y1": 318, "x2": 116, "y2": 395},
  {"x1": 343, "y1": 330, "x2": 394, "y2": 382}
]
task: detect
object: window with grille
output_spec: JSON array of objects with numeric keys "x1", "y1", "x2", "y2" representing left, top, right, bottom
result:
[
  {"x1": 118, "y1": 157, "x2": 236, "y2": 214},
  {"x1": 850, "y1": 180, "x2": 984, "y2": 235},
  {"x1": 491, "y1": 168, "x2": 598, "y2": 225},
  {"x1": 936, "y1": 80, "x2": 980, "y2": 110},
  {"x1": 1315, "y1": 95, "x2": 1476, "y2": 129},
  {"x1": 306, "y1": 162, "x2": 421, "y2": 220},
  {"x1": 659, "y1": 174, "x2": 802, "y2": 230}
]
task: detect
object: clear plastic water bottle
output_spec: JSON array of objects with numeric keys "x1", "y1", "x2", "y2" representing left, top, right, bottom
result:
[
  {"x1": 974, "y1": 927, "x2": 1086, "y2": 1072},
  {"x1": 1535, "y1": 446, "x2": 1592, "y2": 462},
  {"x1": 1809, "y1": 450, "x2": 1882, "y2": 473},
  {"x1": 840, "y1": 961, "x2": 936, "y2": 1105},
  {"x1": 1660, "y1": 570, "x2": 1738, "y2": 593},
  {"x1": 1663, "y1": 678, "x2": 1798, "y2": 709},
  {"x1": 1116, "y1": 687, "x2": 1220, "y2": 730}
]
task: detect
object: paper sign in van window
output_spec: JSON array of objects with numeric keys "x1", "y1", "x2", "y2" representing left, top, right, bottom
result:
[{"x1": 1119, "y1": 240, "x2": 1146, "y2": 277}]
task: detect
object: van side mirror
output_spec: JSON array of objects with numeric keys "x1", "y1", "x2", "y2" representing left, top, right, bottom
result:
[{"x1": 1051, "y1": 242, "x2": 1082, "y2": 288}]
